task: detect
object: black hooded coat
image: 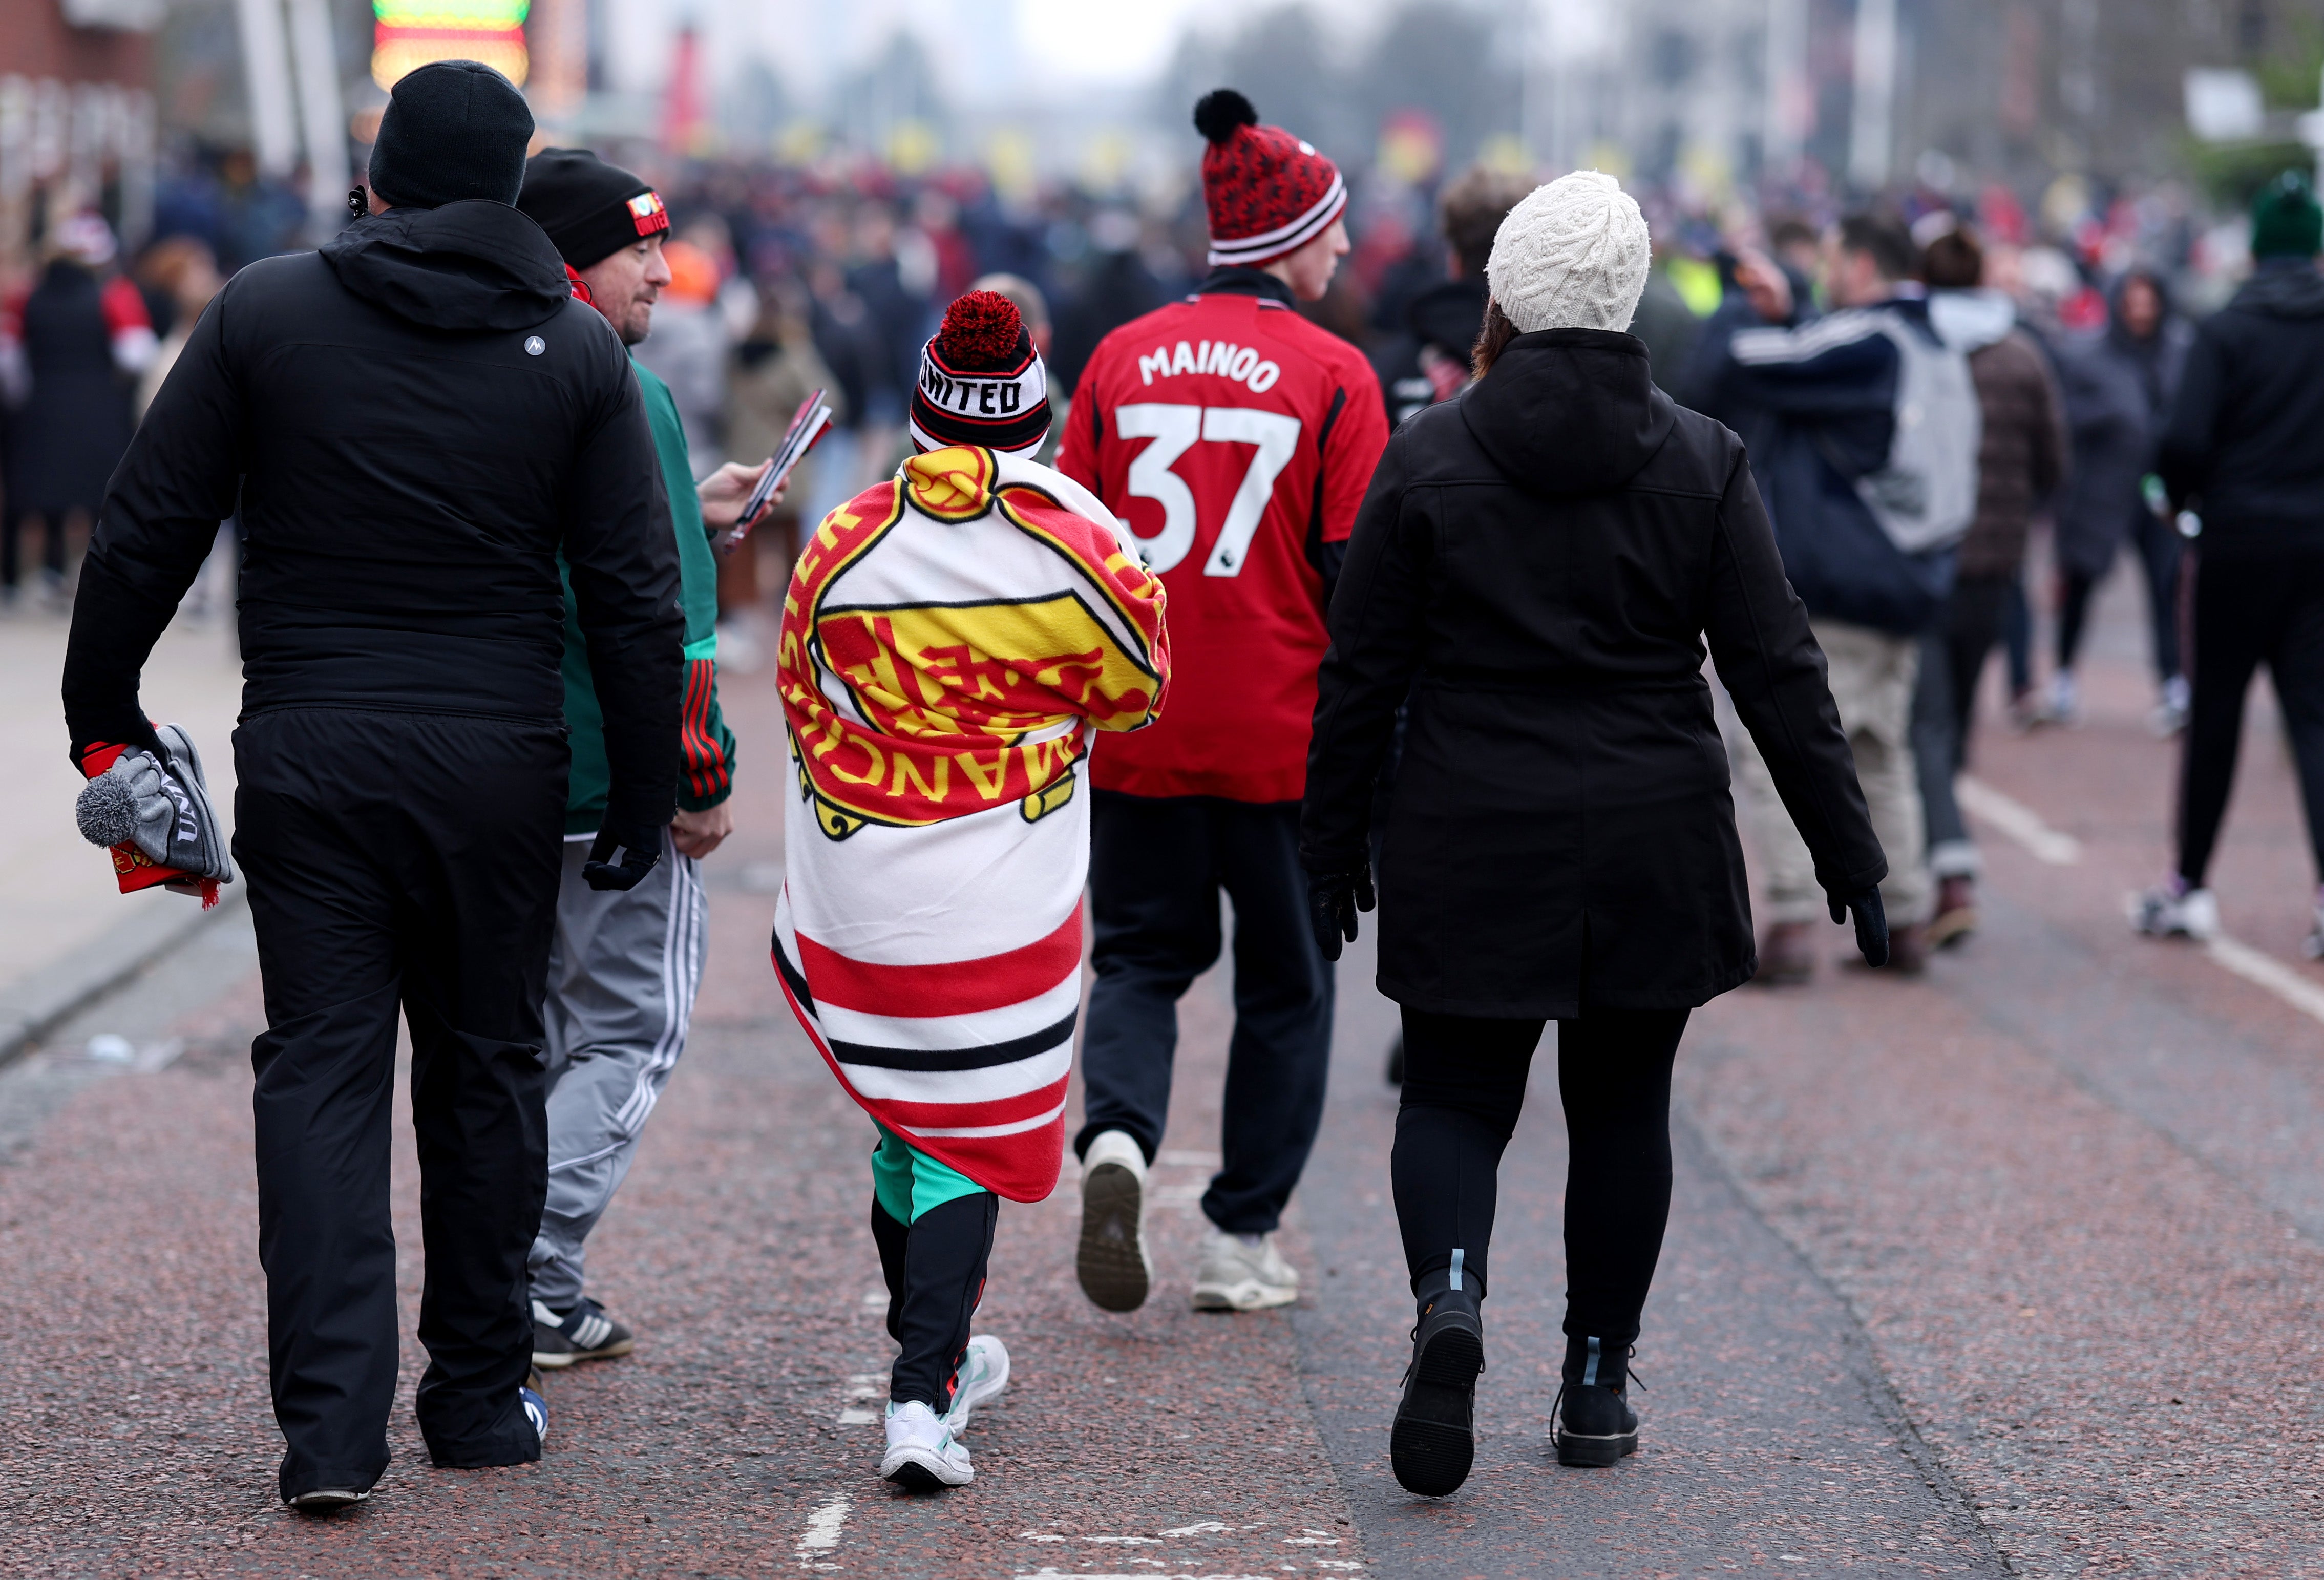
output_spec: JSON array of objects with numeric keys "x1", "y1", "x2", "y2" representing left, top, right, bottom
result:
[
  {"x1": 7, "y1": 260, "x2": 137, "y2": 517},
  {"x1": 2158, "y1": 261, "x2": 2324, "y2": 557},
  {"x1": 64, "y1": 200, "x2": 682, "y2": 827},
  {"x1": 1301, "y1": 328, "x2": 1885, "y2": 1018},
  {"x1": 2048, "y1": 273, "x2": 2190, "y2": 579}
]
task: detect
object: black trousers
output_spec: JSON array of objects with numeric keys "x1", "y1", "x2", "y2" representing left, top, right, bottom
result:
[
  {"x1": 1916, "y1": 575, "x2": 2019, "y2": 859},
  {"x1": 1075, "y1": 791, "x2": 1333, "y2": 1235},
  {"x1": 2058, "y1": 510, "x2": 2186, "y2": 684},
  {"x1": 1913, "y1": 626, "x2": 1969, "y2": 859},
  {"x1": 1942, "y1": 573, "x2": 2015, "y2": 770},
  {"x1": 871, "y1": 1193, "x2": 998, "y2": 1409},
  {"x1": 236, "y1": 708, "x2": 566, "y2": 1500},
  {"x1": 2175, "y1": 550, "x2": 2324, "y2": 887},
  {"x1": 1391, "y1": 1005, "x2": 1688, "y2": 1344},
  {"x1": 2133, "y1": 507, "x2": 2187, "y2": 684},
  {"x1": 1, "y1": 505, "x2": 71, "y2": 587}
]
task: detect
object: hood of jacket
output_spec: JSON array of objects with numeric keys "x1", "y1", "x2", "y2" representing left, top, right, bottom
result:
[
  {"x1": 2229, "y1": 259, "x2": 2324, "y2": 320},
  {"x1": 1407, "y1": 276, "x2": 1489, "y2": 361},
  {"x1": 1459, "y1": 328, "x2": 1676, "y2": 496},
  {"x1": 1927, "y1": 287, "x2": 2015, "y2": 352},
  {"x1": 321, "y1": 200, "x2": 572, "y2": 332}
]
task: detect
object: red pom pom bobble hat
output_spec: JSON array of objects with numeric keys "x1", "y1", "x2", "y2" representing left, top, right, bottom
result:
[
  {"x1": 1194, "y1": 88, "x2": 1346, "y2": 268},
  {"x1": 910, "y1": 290, "x2": 1051, "y2": 455}
]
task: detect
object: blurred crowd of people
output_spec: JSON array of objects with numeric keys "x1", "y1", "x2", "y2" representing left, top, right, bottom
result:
[
  {"x1": 0, "y1": 136, "x2": 2242, "y2": 620},
  {"x1": 2, "y1": 142, "x2": 2305, "y2": 952}
]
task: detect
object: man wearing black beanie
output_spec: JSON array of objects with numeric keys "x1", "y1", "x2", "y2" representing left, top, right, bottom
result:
[
  {"x1": 367, "y1": 58, "x2": 537, "y2": 208},
  {"x1": 63, "y1": 59, "x2": 683, "y2": 1511}
]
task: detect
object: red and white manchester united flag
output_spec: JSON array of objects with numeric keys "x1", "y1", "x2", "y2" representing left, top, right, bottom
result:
[{"x1": 773, "y1": 446, "x2": 1170, "y2": 1201}]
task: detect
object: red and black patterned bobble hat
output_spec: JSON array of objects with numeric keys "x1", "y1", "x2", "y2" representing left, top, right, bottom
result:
[
  {"x1": 909, "y1": 290, "x2": 1051, "y2": 456},
  {"x1": 1194, "y1": 88, "x2": 1346, "y2": 269}
]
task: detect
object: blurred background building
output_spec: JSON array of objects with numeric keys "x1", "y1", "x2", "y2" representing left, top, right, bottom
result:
[
  {"x1": 1, "y1": 0, "x2": 161, "y2": 271},
  {"x1": 2, "y1": 0, "x2": 2318, "y2": 287}
]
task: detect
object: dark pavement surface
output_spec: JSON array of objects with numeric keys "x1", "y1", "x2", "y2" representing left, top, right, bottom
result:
[{"x1": 2, "y1": 564, "x2": 2320, "y2": 1576}]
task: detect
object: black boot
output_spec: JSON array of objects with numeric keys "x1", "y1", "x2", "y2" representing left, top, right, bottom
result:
[
  {"x1": 1553, "y1": 1334, "x2": 1638, "y2": 1467},
  {"x1": 1389, "y1": 1279, "x2": 1484, "y2": 1496}
]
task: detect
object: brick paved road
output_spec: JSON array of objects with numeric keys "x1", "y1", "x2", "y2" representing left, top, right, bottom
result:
[{"x1": 1, "y1": 565, "x2": 2318, "y2": 1576}]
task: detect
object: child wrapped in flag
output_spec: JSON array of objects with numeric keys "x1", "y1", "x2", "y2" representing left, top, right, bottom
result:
[{"x1": 772, "y1": 290, "x2": 1169, "y2": 1489}]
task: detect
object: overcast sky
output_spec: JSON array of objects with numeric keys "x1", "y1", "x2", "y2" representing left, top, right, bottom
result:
[{"x1": 1015, "y1": 0, "x2": 1394, "y2": 86}]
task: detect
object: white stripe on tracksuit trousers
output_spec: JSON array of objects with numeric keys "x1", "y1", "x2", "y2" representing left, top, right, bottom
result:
[{"x1": 527, "y1": 825, "x2": 707, "y2": 1313}]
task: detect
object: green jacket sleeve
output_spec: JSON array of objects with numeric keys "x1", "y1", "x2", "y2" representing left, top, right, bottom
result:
[
  {"x1": 678, "y1": 650, "x2": 737, "y2": 811},
  {"x1": 634, "y1": 360, "x2": 738, "y2": 811}
]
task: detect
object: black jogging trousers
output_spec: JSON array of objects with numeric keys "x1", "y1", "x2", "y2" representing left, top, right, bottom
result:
[{"x1": 236, "y1": 707, "x2": 567, "y2": 1502}]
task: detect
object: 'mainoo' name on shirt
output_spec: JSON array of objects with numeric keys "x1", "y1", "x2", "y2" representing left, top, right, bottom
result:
[
  {"x1": 1136, "y1": 340, "x2": 1282, "y2": 393},
  {"x1": 921, "y1": 366, "x2": 1029, "y2": 415}
]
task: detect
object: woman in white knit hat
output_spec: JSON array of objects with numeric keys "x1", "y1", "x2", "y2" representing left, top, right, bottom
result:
[{"x1": 1298, "y1": 171, "x2": 1891, "y2": 1494}]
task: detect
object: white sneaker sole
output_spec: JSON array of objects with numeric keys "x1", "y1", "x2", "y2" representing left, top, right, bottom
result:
[
  {"x1": 881, "y1": 1443, "x2": 974, "y2": 1488},
  {"x1": 1077, "y1": 1162, "x2": 1151, "y2": 1312},
  {"x1": 532, "y1": 1336, "x2": 635, "y2": 1368},
  {"x1": 2130, "y1": 903, "x2": 2216, "y2": 941},
  {"x1": 287, "y1": 1488, "x2": 370, "y2": 1514},
  {"x1": 1190, "y1": 1277, "x2": 1298, "y2": 1312}
]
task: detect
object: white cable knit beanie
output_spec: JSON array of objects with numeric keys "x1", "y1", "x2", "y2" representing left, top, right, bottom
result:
[{"x1": 1485, "y1": 170, "x2": 1651, "y2": 334}]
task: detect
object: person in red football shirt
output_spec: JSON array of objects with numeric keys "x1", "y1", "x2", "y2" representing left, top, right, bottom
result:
[{"x1": 1056, "y1": 88, "x2": 1389, "y2": 1315}]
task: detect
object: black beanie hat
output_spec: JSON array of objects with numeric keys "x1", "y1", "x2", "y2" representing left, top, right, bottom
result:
[
  {"x1": 367, "y1": 60, "x2": 534, "y2": 210},
  {"x1": 515, "y1": 148, "x2": 671, "y2": 271},
  {"x1": 908, "y1": 290, "x2": 1050, "y2": 455}
]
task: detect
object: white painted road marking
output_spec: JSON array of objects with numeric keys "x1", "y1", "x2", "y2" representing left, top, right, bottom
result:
[
  {"x1": 795, "y1": 1492, "x2": 851, "y2": 1570},
  {"x1": 1015, "y1": 1573, "x2": 1277, "y2": 1580},
  {"x1": 1965, "y1": 775, "x2": 2324, "y2": 1029},
  {"x1": 1958, "y1": 776, "x2": 2082, "y2": 865},
  {"x1": 2206, "y1": 933, "x2": 2324, "y2": 1027}
]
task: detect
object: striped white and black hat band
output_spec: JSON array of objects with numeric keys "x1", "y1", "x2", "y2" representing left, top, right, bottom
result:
[
  {"x1": 909, "y1": 338, "x2": 1051, "y2": 455},
  {"x1": 1206, "y1": 172, "x2": 1348, "y2": 267}
]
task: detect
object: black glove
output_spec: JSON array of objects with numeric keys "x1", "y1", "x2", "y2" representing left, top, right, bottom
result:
[
  {"x1": 1307, "y1": 864, "x2": 1376, "y2": 963},
  {"x1": 583, "y1": 815, "x2": 662, "y2": 892},
  {"x1": 1830, "y1": 886, "x2": 1889, "y2": 968}
]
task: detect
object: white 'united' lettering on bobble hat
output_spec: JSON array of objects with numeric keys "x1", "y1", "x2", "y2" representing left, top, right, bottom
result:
[{"x1": 1485, "y1": 170, "x2": 1652, "y2": 335}]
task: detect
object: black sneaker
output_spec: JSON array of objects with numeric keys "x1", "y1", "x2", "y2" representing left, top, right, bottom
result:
[
  {"x1": 1389, "y1": 1293, "x2": 1484, "y2": 1497},
  {"x1": 1554, "y1": 1336, "x2": 1639, "y2": 1467},
  {"x1": 532, "y1": 1296, "x2": 635, "y2": 1368}
]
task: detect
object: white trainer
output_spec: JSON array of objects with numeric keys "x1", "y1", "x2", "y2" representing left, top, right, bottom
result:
[
  {"x1": 1076, "y1": 1130, "x2": 1152, "y2": 1312},
  {"x1": 942, "y1": 1334, "x2": 1011, "y2": 1435},
  {"x1": 881, "y1": 1400, "x2": 974, "y2": 1489},
  {"x1": 2044, "y1": 668, "x2": 2081, "y2": 726},
  {"x1": 1191, "y1": 1226, "x2": 1300, "y2": 1311},
  {"x1": 2130, "y1": 882, "x2": 2219, "y2": 941}
]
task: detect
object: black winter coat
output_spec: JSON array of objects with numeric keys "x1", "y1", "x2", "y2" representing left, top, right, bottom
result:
[
  {"x1": 63, "y1": 200, "x2": 684, "y2": 828},
  {"x1": 2158, "y1": 261, "x2": 2324, "y2": 558},
  {"x1": 7, "y1": 260, "x2": 136, "y2": 516},
  {"x1": 1301, "y1": 329, "x2": 1885, "y2": 1018}
]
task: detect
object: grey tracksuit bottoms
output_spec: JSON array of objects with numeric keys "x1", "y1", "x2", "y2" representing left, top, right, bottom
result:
[{"x1": 526, "y1": 827, "x2": 707, "y2": 1312}]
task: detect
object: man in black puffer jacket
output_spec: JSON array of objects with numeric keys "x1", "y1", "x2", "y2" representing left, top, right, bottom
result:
[
  {"x1": 2135, "y1": 172, "x2": 2324, "y2": 954},
  {"x1": 61, "y1": 61, "x2": 681, "y2": 1510}
]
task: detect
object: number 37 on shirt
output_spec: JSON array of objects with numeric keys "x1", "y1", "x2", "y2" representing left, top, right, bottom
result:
[{"x1": 1112, "y1": 404, "x2": 1300, "y2": 577}]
